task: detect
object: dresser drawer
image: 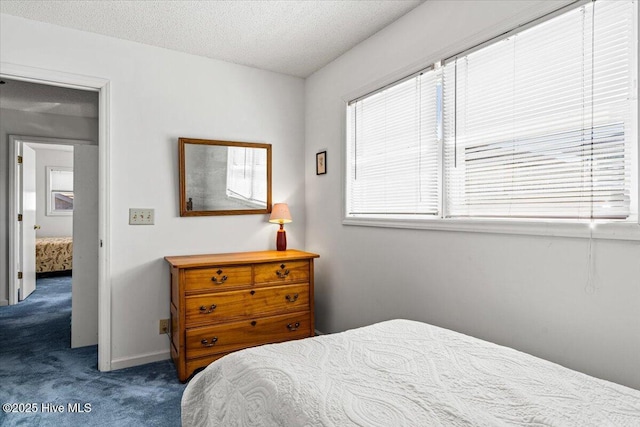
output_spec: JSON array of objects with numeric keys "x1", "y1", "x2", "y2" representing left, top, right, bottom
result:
[
  {"x1": 186, "y1": 312, "x2": 311, "y2": 359},
  {"x1": 185, "y1": 284, "x2": 309, "y2": 327},
  {"x1": 254, "y1": 260, "x2": 309, "y2": 285},
  {"x1": 184, "y1": 266, "x2": 252, "y2": 293}
]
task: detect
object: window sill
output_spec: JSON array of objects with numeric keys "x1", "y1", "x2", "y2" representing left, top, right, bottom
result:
[
  {"x1": 342, "y1": 216, "x2": 640, "y2": 241},
  {"x1": 46, "y1": 211, "x2": 73, "y2": 217}
]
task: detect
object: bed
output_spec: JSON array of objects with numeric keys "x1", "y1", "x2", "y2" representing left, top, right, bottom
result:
[
  {"x1": 36, "y1": 236, "x2": 73, "y2": 273},
  {"x1": 182, "y1": 319, "x2": 640, "y2": 426}
]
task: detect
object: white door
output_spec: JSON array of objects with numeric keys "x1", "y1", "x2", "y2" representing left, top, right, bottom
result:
[
  {"x1": 20, "y1": 145, "x2": 37, "y2": 301},
  {"x1": 71, "y1": 145, "x2": 99, "y2": 347}
]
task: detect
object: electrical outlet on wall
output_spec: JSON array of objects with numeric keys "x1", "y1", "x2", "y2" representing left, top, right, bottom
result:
[
  {"x1": 129, "y1": 208, "x2": 154, "y2": 225},
  {"x1": 159, "y1": 319, "x2": 169, "y2": 335}
]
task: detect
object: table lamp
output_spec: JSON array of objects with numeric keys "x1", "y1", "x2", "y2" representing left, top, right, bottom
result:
[{"x1": 269, "y1": 203, "x2": 292, "y2": 251}]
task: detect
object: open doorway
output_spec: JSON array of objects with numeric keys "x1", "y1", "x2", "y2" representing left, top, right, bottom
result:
[
  {"x1": 1, "y1": 78, "x2": 99, "y2": 351},
  {"x1": 10, "y1": 138, "x2": 99, "y2": 348},
  {"x1": 0, "y1": 64, "x2": 111, "y2": 371},
  {"x1": 18, "y1": 142, "x2": 75, "y2": 302}
]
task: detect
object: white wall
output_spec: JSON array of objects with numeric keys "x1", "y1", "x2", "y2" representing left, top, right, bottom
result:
[
  {"x1": 0, "y1": 108, "x2": 98, "y2": 304},
  {"x1": 1, "y1": 14, "x2": 306, "y2": 366},
  {"x1": 33, "y1": 146, "x2": 74, "y2": 238},
  {"x1": 305, "y1": 0, "x2": 640, "y2": 390}
]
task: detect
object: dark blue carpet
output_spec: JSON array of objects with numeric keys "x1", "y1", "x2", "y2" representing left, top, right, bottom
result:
[{"x1": 0, "y1": 276, "x2": 186, "y2": 426}]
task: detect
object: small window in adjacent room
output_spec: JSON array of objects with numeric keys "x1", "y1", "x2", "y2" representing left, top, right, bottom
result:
[
  {"x1": 46, "y1": 166, "x2": 74, "y2": 216},
  {"x1": 345, "y1": 0, "x2": 638, "y2": 234}
]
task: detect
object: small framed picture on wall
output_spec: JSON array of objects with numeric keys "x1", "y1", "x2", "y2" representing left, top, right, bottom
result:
[{"x1": 316, "y1": 151, "x2": 327, "y2": 175}]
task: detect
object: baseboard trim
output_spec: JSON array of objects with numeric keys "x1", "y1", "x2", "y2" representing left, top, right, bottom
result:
[
  {"x1": 110, "y1": 349, "x2": 171, "y2": 371},
  {"x1": 0, "y1": 299, "x2": 8, "y2": 307}
]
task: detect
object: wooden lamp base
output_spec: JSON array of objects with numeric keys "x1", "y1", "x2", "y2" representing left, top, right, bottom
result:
[{"x1": 276, "y1": 225, "x2": 287, "y2": 251}]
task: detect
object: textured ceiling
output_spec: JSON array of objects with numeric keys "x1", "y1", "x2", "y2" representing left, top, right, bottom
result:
[
  {"x1": 0, "y1": 0, "x2": 425, "y2": 78},
  {"x1": 0, "y1": 79, "x2": 99, "y2": 118}
]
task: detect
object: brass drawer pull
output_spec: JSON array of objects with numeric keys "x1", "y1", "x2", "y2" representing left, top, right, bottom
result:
[
  {"x1": 276, "y1": 264, "x2": 290, "y2": 279},
  {"x1": 201, "y1": 337, "x2": 218, "y2": 347},
  {"x1": 199, "y1": 304, "x2": 217, "y2": 314},
  {"x1": 287, "y1": 322, "x2": 300, "y2": 332},
  {"x1": 211, "y1": 275, "x2": 228, "y2": 285},
  {"x1": 285, "y1": 293, "x2": 299, "y2": 302}
]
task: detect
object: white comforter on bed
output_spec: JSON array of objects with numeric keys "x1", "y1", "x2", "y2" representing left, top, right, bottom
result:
[{"x1": 182, "y1": 319, "x2": 640, "y2": 426}]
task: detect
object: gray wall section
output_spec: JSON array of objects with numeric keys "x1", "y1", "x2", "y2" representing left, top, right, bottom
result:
[
  {"x1": 72, "y1": 145, "x2": 99, "y2": 347},
  {"x1": 0, "y1": 108, "x2": 98, "y2": 303}
]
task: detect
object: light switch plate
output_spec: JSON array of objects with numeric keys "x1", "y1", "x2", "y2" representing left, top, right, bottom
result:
[{"x1": 129, "y1": 208, "x2": 154, "y2": 225}]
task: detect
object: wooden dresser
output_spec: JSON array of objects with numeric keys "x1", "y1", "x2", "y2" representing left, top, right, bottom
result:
[{"x1": 165, "y1": 249, "x2": 319, "y2": 382}]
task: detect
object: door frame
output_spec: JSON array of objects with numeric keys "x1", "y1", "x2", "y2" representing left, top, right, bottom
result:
[
  {"x1": 15, "y1": 142, "x2": 36, "y2": 302},
  {"x1": 9, "y1": 137, "x2": 93, "y2": 305},
  {"x1": 2, "y1": 62, "x2": 112, "y2": 372}
]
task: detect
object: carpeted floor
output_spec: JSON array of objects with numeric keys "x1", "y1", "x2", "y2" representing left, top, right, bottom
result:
[{"x1": 0, "y1": 276, "x2": 186, "y2": 426}]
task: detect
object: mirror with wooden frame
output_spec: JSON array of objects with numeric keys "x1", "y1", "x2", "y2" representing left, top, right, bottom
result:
[{"x1": 179, "y1": 138, "x2": 272, "y2": 216}]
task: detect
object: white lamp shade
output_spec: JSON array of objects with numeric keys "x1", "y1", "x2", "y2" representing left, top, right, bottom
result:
[{"x1": 269, "y1": 203, "x2": 292, "y2": 224}]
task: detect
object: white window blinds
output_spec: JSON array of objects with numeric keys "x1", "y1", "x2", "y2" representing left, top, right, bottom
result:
[
  {"x1": 443, "y1": 0, "x2": 636, "y2": 220},
  {"x1": 50, "y1": 168, "x2": 73, "y2": 192},
  {"x1": 347, "y1": 69, "x2": 440, "y2": 217}
]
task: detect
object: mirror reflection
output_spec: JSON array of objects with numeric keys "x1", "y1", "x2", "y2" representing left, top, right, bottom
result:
[{"x1": 179, "y1": 139, "x2": 272, "y2": 216}]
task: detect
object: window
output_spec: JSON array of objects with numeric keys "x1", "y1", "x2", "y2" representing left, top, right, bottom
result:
[
  {"x1": 46, "y1": 166, "x2": 74, "y2": 216},
  {"x1": 444, "y1": 0, "x2": 635, "y2": 220},
  {"x1": 346, "y1": 0, "x2": 637, "y2": 232},
  {"x1": 346, "y1": 69, "x2": 440, "y2": 217}
]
